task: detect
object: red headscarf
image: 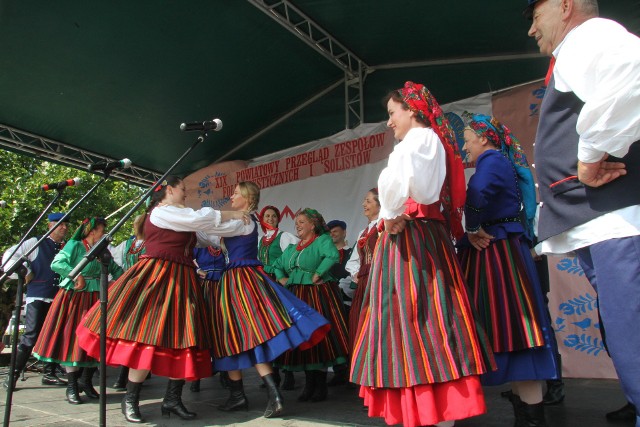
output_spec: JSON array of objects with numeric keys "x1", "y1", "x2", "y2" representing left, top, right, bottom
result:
[{"x1": 397, "y1": 81, "x2": 466, "y2": 240}]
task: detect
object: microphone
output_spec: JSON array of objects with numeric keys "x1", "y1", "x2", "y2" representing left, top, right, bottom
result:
[
  {"x1": 0, "y1": 201, "x2": 6, "y2": 208},
  {"x1": 88, "y1": 158, "x2": 132, "y2": 172},
  {"x1": 41, "y1": 178, "x2": 81, "y2": 191},
  {"x1": 179, "y1": 118, "x2": 223, "y2": 132}
]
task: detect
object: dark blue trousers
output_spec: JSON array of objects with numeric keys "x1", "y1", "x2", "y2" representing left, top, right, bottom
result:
[{"x1": 576, "y1": 235, "x2": 640, "y2": 425}]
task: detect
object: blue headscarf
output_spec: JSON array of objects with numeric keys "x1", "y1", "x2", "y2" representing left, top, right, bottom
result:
[{"x1": 467, "y1": 114, "x2": 537, "y2": 240}]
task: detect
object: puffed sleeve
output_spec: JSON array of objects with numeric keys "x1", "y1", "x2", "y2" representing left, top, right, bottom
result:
[{"x1": 377, "y1": 127, "x2": 446, "y2": 220}]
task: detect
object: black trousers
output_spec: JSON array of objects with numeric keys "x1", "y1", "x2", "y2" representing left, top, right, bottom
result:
[{"x1": 20, "y1": 299, "x2": 53, "y2": 349}]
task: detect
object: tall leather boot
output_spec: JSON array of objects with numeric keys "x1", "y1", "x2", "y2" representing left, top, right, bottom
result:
[
  {"x1": 42, "y1": 362, "x2": 68, "y2": 386},
  {"x1": 113, "y1": 366, "x2": 129, "y2": 391},
  {"x1": 543, "y1": 353, "x2": 564, "y2": 405},
  {"x1": 281, "y1": 369, "x2": 295, "y2": 390},
  {"x1": 509, "y1": 393, "x2": 525, "y2": 427},
  {"x1": 121, "y1": 381, "x2": 144, "y2": 423},
  {"x1": 219, "y1": 371, "x2": 231, "y2": 389},
  {"x1": 262, "y1": 373, "x2": 284, "y2": 418},
  {"x1": 189, "y1": 379, "x2": 201, "y2": 392},
  {"x1": 161, "y1": 379, "x2": 196, "y2": 420},
  {"x1": 298, "y1": 370, "x2": 316, "y2": 402},
  {"x1": 65, "y1": 371, "x2": 83, "y2": 405},
  {"x1": 327, "y1": 363, "x2": 349, "y2": 386},
  {"x1": 78, "y1": 366, "x2": 99, "y2": 399},
  {"x1": 219, "y1": 378, "x2": 249, "y2": 411},
  {"x1": 3, "y1": 344, "x2": 31, "y2": 390},
  {"x1": 519, "y1": 402, "x2": 548, "y2": 427},
  {"x1": 260, "y1": 367, "x2": 281, "y2": 388},
  {"x1": 311, "y1": 370, "x2": 328, "y2": 402}
]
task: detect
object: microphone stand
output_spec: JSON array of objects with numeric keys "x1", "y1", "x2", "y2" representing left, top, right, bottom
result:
[
  {"x1": 66, "y1": 131, "x2": 210, "y2": 426},
  {"x1": 0, "y1": 175, "x2": 110, "y2": 427},
  {"x1": 3, "y1": 266, "x2": 26, "y2": 427},
  {"x1": 0, "y1": 176, "x2": 110, "y2": 285},
  {"x1": 97, "y1": 249, "x2": 113, "y2": 427},
  {"x1": 1, "y1": 189, "x2": 65, "y2": 271}
]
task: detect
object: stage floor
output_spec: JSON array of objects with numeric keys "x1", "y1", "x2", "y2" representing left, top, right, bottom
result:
[{"x1": 0, "y1": 364, "x2": 633, "y2": 427}]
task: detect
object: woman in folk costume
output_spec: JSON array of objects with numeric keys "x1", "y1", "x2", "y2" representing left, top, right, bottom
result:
[
  {"x1": 189, "y1": 242, "x2": 228, "y2": 393},
  {"x1": 271, "y1": 208, "x2": 350, "y2": 403},
  {"x1": 108, "y1": 213, "x2": 146, "y2": 391},
  {"x1": 210, "y1": 182, "x2": 330, "y2": 418},
  {"x1": 76, "y1": 175, "x2": 248, "y2": 423},
  {"x1": 33, "y1": 217, "x2": 123, "y2": 405},
  {"x1": 458, "y1": 114, "x2": 558, "y2": 427},
  {"x1": 257, "y1": 205, "x2": 299, "y2": 390},
  {"x1": 344, "y1": 188, "x2": 381, "y2": 352},
  {"x1": 350, "y1": 82, "x2": 496, "y2": 427}
]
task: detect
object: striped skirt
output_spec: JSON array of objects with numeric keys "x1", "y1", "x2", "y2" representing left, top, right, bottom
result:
[
  {"x1": 277, "y1": 282, "x2": 350, "y2": 371},
  {"x1": 458, "y1": 236, "x2": 558, "y2": 385},
  {"x1": 351, "y1": 220, "x2": 495, "y2": 426},
  {"x1": 212, "y1": 265, "x2": 331, "y2": 371},
  {"x1": 76, "y1": 258, "x2": 214, "y2": 380},
  {"x1": 348, "y1": 272, "x2": 370, "y2": 352},
  {"x1": 33, "y1": 289, "x2": 98, "y2": 367}
]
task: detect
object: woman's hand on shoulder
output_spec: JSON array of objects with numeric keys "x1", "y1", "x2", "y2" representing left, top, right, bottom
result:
[{"x1": 221, "y1": 210, "x2": 251, "y2": 224}]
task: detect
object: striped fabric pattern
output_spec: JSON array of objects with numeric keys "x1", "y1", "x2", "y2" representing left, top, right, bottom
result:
[
  {"x1": 278, "y1": 282, "x2": 350, "y2": 371},
  {"x1": 211, "y1": 266, "x2": 293, "y2": 358},
  {"x1": 459, "y1": 237, "x2": 545, "y2": 352},
  {"x1": 33, "y1": 289, "x2": 98, "y2": 367},
  {"x1": 351, "y1": 220, "x2": 495, "y2": 388},
  {"x1": 82, "y1": 257, "x2": 213, "y2": 349}
]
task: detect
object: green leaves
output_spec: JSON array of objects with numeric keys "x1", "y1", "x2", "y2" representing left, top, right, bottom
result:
[{"x1": 0, "y1": 151, "x2": 146, "y2": 252}]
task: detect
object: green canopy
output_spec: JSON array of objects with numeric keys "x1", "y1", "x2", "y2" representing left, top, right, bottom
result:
[{"x1": 1, "y1": 1, "x2": 637, "y2": 185}]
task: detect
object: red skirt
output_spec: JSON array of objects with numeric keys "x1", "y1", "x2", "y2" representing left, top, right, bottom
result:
[
  {"x1": 76, "y1": 257, "x2": 213, "y2": 380},
  {"x1": 360, "y1": 376, "x2": 486, "y2": 427}
]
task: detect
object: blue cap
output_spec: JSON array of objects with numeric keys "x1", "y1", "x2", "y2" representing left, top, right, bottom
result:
[
  {"x1": 327, "y1": 220, "x2": 347, "y2": 230},
  {"x1": 48, "y1": 212, "x2": 69, "y2": 222},
  {"x1": 523, "y1": 0, "x2": 540, "y2": 19}
]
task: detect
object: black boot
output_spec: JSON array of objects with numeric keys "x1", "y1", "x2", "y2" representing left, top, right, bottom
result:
[
  {"x1": 605, "y1": 402, "x2": 637, "y2": 421},
  {"x1": 281, "y1": 370, "x2": 295, "y2": 390},
  {"x1": 542, "y1": 379, "x2": 564, "y2": 405},
  {"x1": 327, "y1": 363, "x2": 349, "y2": 387},
  {"x1": 260, "y1": 367, "x2": 281, "y2": 388},
  {"x1": 121, "y1": 381, "x2": 144, "y2": 423},
  {"x1": 219, "y1": 378, "x2": 249, "y2": 411},
  {"x1": 519, "y1": 402, "x2": 548, "y2": 427},
  {"x1": 219, "y1": 371, "x2": 231, "y2": 389},
  {"x1": 78, "y1": 367, "x2": 99, "y2": 399},
  {"x1": 298, "y1": 370, "x2": 316, "y2": 402},
  {"x1": 509, "y1": 393, "x2": 525, "y2": 427},
  {"x1": 190, "y1": 379, "x2": 201, "y2": 392},
  {"x1": 113, "y1": 366, "x2": 129, "y2": 391},
  {"x1": 3, "y1": 344, "x2": 31, "y2": 390},
  {"x1": 311, "y1": 370, "x2": 328, "y2": 402},
  {"x1": 65, "y1": 371, "x2": 83, "y2": 405},
  {"x1": 161, "y1": 379, "x2": 196, "y2": 420},
  {"x1": 262, "y1": 373, "x2": 284, "y2": 418},
  {"x1": 42, "y1": 362, "x2": 68, "y2": 386}
]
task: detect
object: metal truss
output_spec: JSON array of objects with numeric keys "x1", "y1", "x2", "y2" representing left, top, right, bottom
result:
[
  {"x1": 0, "y1": 124, "x2": 160, "y2": 187},
  {"x1": 248, "y1": 0, "x2": 370, "y2": 127}
]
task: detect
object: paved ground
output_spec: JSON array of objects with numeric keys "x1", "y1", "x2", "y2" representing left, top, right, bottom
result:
[{"x1": 0, "y1": 361, "x2": 633, "y2": 427}]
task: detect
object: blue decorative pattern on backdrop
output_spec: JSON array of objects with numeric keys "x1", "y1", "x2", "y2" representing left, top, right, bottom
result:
[{"x1": 553, "y1": 257, "x2": 605, "y2": 357}]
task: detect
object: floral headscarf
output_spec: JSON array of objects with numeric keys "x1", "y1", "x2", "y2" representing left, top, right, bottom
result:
[
  {"x1": 398, "y1": 81, "x2": 466, "y2": 240},
  {"x1": 70, "y1": 217, "x2": 107, "y2": 241},
  {"x1": 298, "y1": 208, "x2": 329, "y2": 236},
  {"x1": 258, "y1": 205, "x2": 280, "y2": 233},
  {"x1": 467, "y1": 114, "x2": 537, "y2": 238}
]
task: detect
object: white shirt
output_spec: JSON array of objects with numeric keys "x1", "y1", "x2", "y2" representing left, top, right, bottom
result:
[
  {"x1": 262, "y1": 229, "x2": 299, "y2": 251},
  {"x1": 378, "y1": 127, "x2": 446, "y2": 220},
  {"x1": 541, "y1": 18, "x2": 640, "y2": 255},
  {"x1": 150, "y1": 205, "x2": 246, "y2": 247}
]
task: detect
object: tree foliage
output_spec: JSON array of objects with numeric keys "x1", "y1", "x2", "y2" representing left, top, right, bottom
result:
[{"x1": 0, "y1": 150, "x2": 147, "y2": 254}]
